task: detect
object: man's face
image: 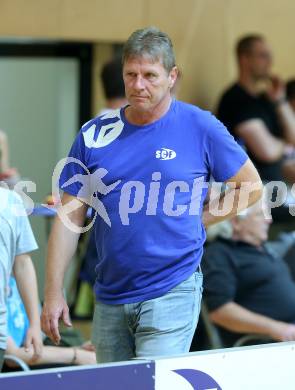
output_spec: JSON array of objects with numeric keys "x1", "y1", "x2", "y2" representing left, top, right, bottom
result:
[
  {"x1": 244, "y1": 40, "x2": 273, "y2": 80},
  {"x1": 123, "y1": 56, "x2": 177, "y2": 113},
  {"x1": 235, "y1": 208, "x2": 272, "y2": 245}
]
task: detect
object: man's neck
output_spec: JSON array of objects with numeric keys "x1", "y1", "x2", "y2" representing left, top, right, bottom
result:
[
  {"x1": 231, "y1": 233, "x2": 263, "y2": 248},
  {"x1": 125, "y1": 95, "x2": 172, "y2": 126},
  {"x1": 238, "y1": 73, "x2": 260, "y2": 96}
]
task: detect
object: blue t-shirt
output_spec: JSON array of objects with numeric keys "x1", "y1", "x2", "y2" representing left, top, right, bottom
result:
[{"x1": 60, "y1": 99, "x2": 248, "y2": 304}]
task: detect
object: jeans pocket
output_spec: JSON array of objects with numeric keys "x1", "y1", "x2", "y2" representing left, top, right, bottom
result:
[
  {"x1": 168, "y1": 272, "x2": 201, "y2": 294},
  {"x1": 195, "y1": 270, "x2": 203, "y2": 294}
]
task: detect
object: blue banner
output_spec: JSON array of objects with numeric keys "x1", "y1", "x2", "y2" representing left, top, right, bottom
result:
[{"x1": 0, "y1": 361, "x2": 154, "y2": 390}]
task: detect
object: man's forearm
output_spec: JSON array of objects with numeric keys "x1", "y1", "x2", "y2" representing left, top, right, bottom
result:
[
  {"x1": 203, "y1": 182, "x2": 262, "y2": 227},
  {"x1": 42, "y1": 194, "x2": 87, "y2": 343},
  {"x1": 45, "y1": 192, "x2": 87, "y2": 299},
  {"x1": 209, "y1": 302, "x2": 279, "y2": 336},
  {"x1": 202, "y1": 159, "x2": 262, "y2": 227},
  {"x1": 45, "y1": 215, "x2": 81, "y2": 299},
  {"x1": 276, "y1": 101, "x2": 295, "y2": 145}
]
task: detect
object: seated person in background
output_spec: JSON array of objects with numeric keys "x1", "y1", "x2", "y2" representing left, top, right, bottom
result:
[
  {"x1": 99, "y1": 57, "x2": 128, "y2": 114},
  {"x1": 0, "y1": 187, "x2": 41, "y2": 371},
  {"x1": 5, "y1": 277, "x2": 96, "y2": 368},
  {"x1": 286, "y1": 79, "x2": 295, "y2": 113},
  {"x1": 202, "y1": 201, "x2": 295, "y2": 347},
  {"x1": 217, "y1": 35, "x2": 295, "y2": 184},
  {"x1": 0, "y1": 129, "x2": 19, "y2": 185}
]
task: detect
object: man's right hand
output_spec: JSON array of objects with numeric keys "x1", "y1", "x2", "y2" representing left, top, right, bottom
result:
[
  {"x1": 267, "y1": 75, "x2": 286, "y2": 103},
  {"x1": 41, "y1": 295, "x2": 72, "y2": 345},
  {"x1": 270, "y1": 322, "x2": 295, "y2": 342}
]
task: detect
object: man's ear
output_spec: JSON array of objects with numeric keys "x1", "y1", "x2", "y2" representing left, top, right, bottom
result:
[{"x1": 169, "y1": 66, "x2": 178, "y2": 87}]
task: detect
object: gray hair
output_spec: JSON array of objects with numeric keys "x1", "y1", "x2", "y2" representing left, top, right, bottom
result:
[
  {"x1": 206, "y1": 221, "x2": 233, "y2": 241},
  {"x1": 122, "y1": 26, "x2": 176, "y2": 73},
  {"x1": 237, "y1": 199, "x2": 263, "y2": 219}
]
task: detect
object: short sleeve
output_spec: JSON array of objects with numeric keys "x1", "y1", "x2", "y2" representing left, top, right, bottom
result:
[
  {"x1": 221, "y1": 101, "x2": 261, "y2": 131},
  {"x1": 231, "y1": 104, "x2": 262, "y2": 129},
  {"x1": 14, "y1": 195, "x2": 38, "y2": 255},
  {"x1": 59, "y1": 120, "x2": 94, "y2": 197},
  {"x1": 202, "y1": 242, "x2": 238, "y2": 312},
  {"x1": 204, "y1": 113, "x2": 248, "y2": 182},
  {"x1": 217, "y1": 87, "x2": 262, "y2": 137}
]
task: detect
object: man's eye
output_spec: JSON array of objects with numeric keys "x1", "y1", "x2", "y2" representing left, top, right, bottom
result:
[{"x1": 147, "y1": 74, "x2": 157, "y2": 80}]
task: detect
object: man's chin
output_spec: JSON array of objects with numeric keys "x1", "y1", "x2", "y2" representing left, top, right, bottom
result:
[
  {"x1": 130, "y1": 100, "x2": 150, "y2": 111},
  {"x1": 254, "y1": 74, "x2": 270, "y2": 83},
  {"x1": 261, "y1": 235, "x2": 268, "y2": 243}
]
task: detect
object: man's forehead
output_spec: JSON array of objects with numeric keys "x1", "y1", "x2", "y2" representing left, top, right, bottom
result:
[
  {"x1": 252, "y1": 40, "x2": 271, "y2": 53},
  {"x1": 123, "y1": 55, "x2": 165, "y2": 69}
]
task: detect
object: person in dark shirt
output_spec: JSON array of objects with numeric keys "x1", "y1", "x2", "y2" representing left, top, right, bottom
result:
[
  {"x1": 203, "y1": 201, "x2": 295, "y2": 347},
  {"x1": 217, "y1": 35, "x2": 295, "y2": 183},
  {"x1": 99, "y1": 58, "x2": 128, "y2": 113},
  {"x1": 286, "y1": 79, "x2": 295, "y2": 113}
]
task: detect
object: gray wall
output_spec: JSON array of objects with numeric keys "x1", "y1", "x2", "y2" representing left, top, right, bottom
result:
[{"x1": 0, "y1": 58, "x2": 79, "y2": 300}]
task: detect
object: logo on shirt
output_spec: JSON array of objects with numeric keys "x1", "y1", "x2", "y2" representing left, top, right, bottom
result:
[
  {"x1": 155, "y1": 148, "x2": 176, "y2": 160},
  {"x1": 83, "y1": 109, "x2": 124, "y2": 148}
]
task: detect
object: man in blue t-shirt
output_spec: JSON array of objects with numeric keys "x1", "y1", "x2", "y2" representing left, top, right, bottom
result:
[{"x1": 41, "y1": 27, "x2": 262, "y2": 363}]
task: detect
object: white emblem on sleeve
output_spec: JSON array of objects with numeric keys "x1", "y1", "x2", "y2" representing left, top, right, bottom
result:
[{"x1": 83, "y1": 109, "x2": 124, "y2": 148}]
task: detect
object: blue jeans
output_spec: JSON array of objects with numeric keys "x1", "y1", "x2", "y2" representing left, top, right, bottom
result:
[{"x1": 91, "y1": 271, "x2": 203, "y2": 363}]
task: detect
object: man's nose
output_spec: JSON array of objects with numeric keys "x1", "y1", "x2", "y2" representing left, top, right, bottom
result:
[{"x1": 133, "y1": 75, "x2": 145, "y2": 90}]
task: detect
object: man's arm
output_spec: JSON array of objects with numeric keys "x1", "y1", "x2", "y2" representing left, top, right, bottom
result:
[
  {"x1": 276, "y1": 102, "x2": 295, "y2": 145},
  {"x1": 210, "y1": 301, "x2": 295, "y2": 342},
  {"x1": 13, "y1": 254, "x2": 42, "y2": 360},
  {"x1": 41, "y1": 192, "x2": 87, "y2": 345},
  {"x1": 242, "y1": 75, "x2": 295, "y2": 149},
  {"x1": 236, "y1": 119, "x2": 287, "y2": 162},
  {"x1": 202, "y1": 159, "x2": 263, "y2": 227},
  {"x1": 267, "y1": 75, "x2": 295, "y2": 145}
]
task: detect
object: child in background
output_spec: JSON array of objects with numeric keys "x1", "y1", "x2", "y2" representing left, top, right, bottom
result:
[{"x1": 5, "y1": 276, "x2": 96, "y2": 368}]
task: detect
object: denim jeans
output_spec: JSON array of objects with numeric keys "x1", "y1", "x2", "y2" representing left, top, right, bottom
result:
[{"x1": 91, "y1": 271, "x2": 203, "y2": 363}]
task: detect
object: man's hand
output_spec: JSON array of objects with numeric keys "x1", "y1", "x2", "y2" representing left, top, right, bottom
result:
[
  {"x1": 41, "y1": 295, "x2": 72, "y2": 345},
  {"x1": 24, "y1": 325, "x2": 43, "y2": 361},
  {"x1": 267, "y1": 75, "x2": 286, "y2": 103},
  {"x1": 270, "y1": 322, "x2": 295, "y2": 342}
]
